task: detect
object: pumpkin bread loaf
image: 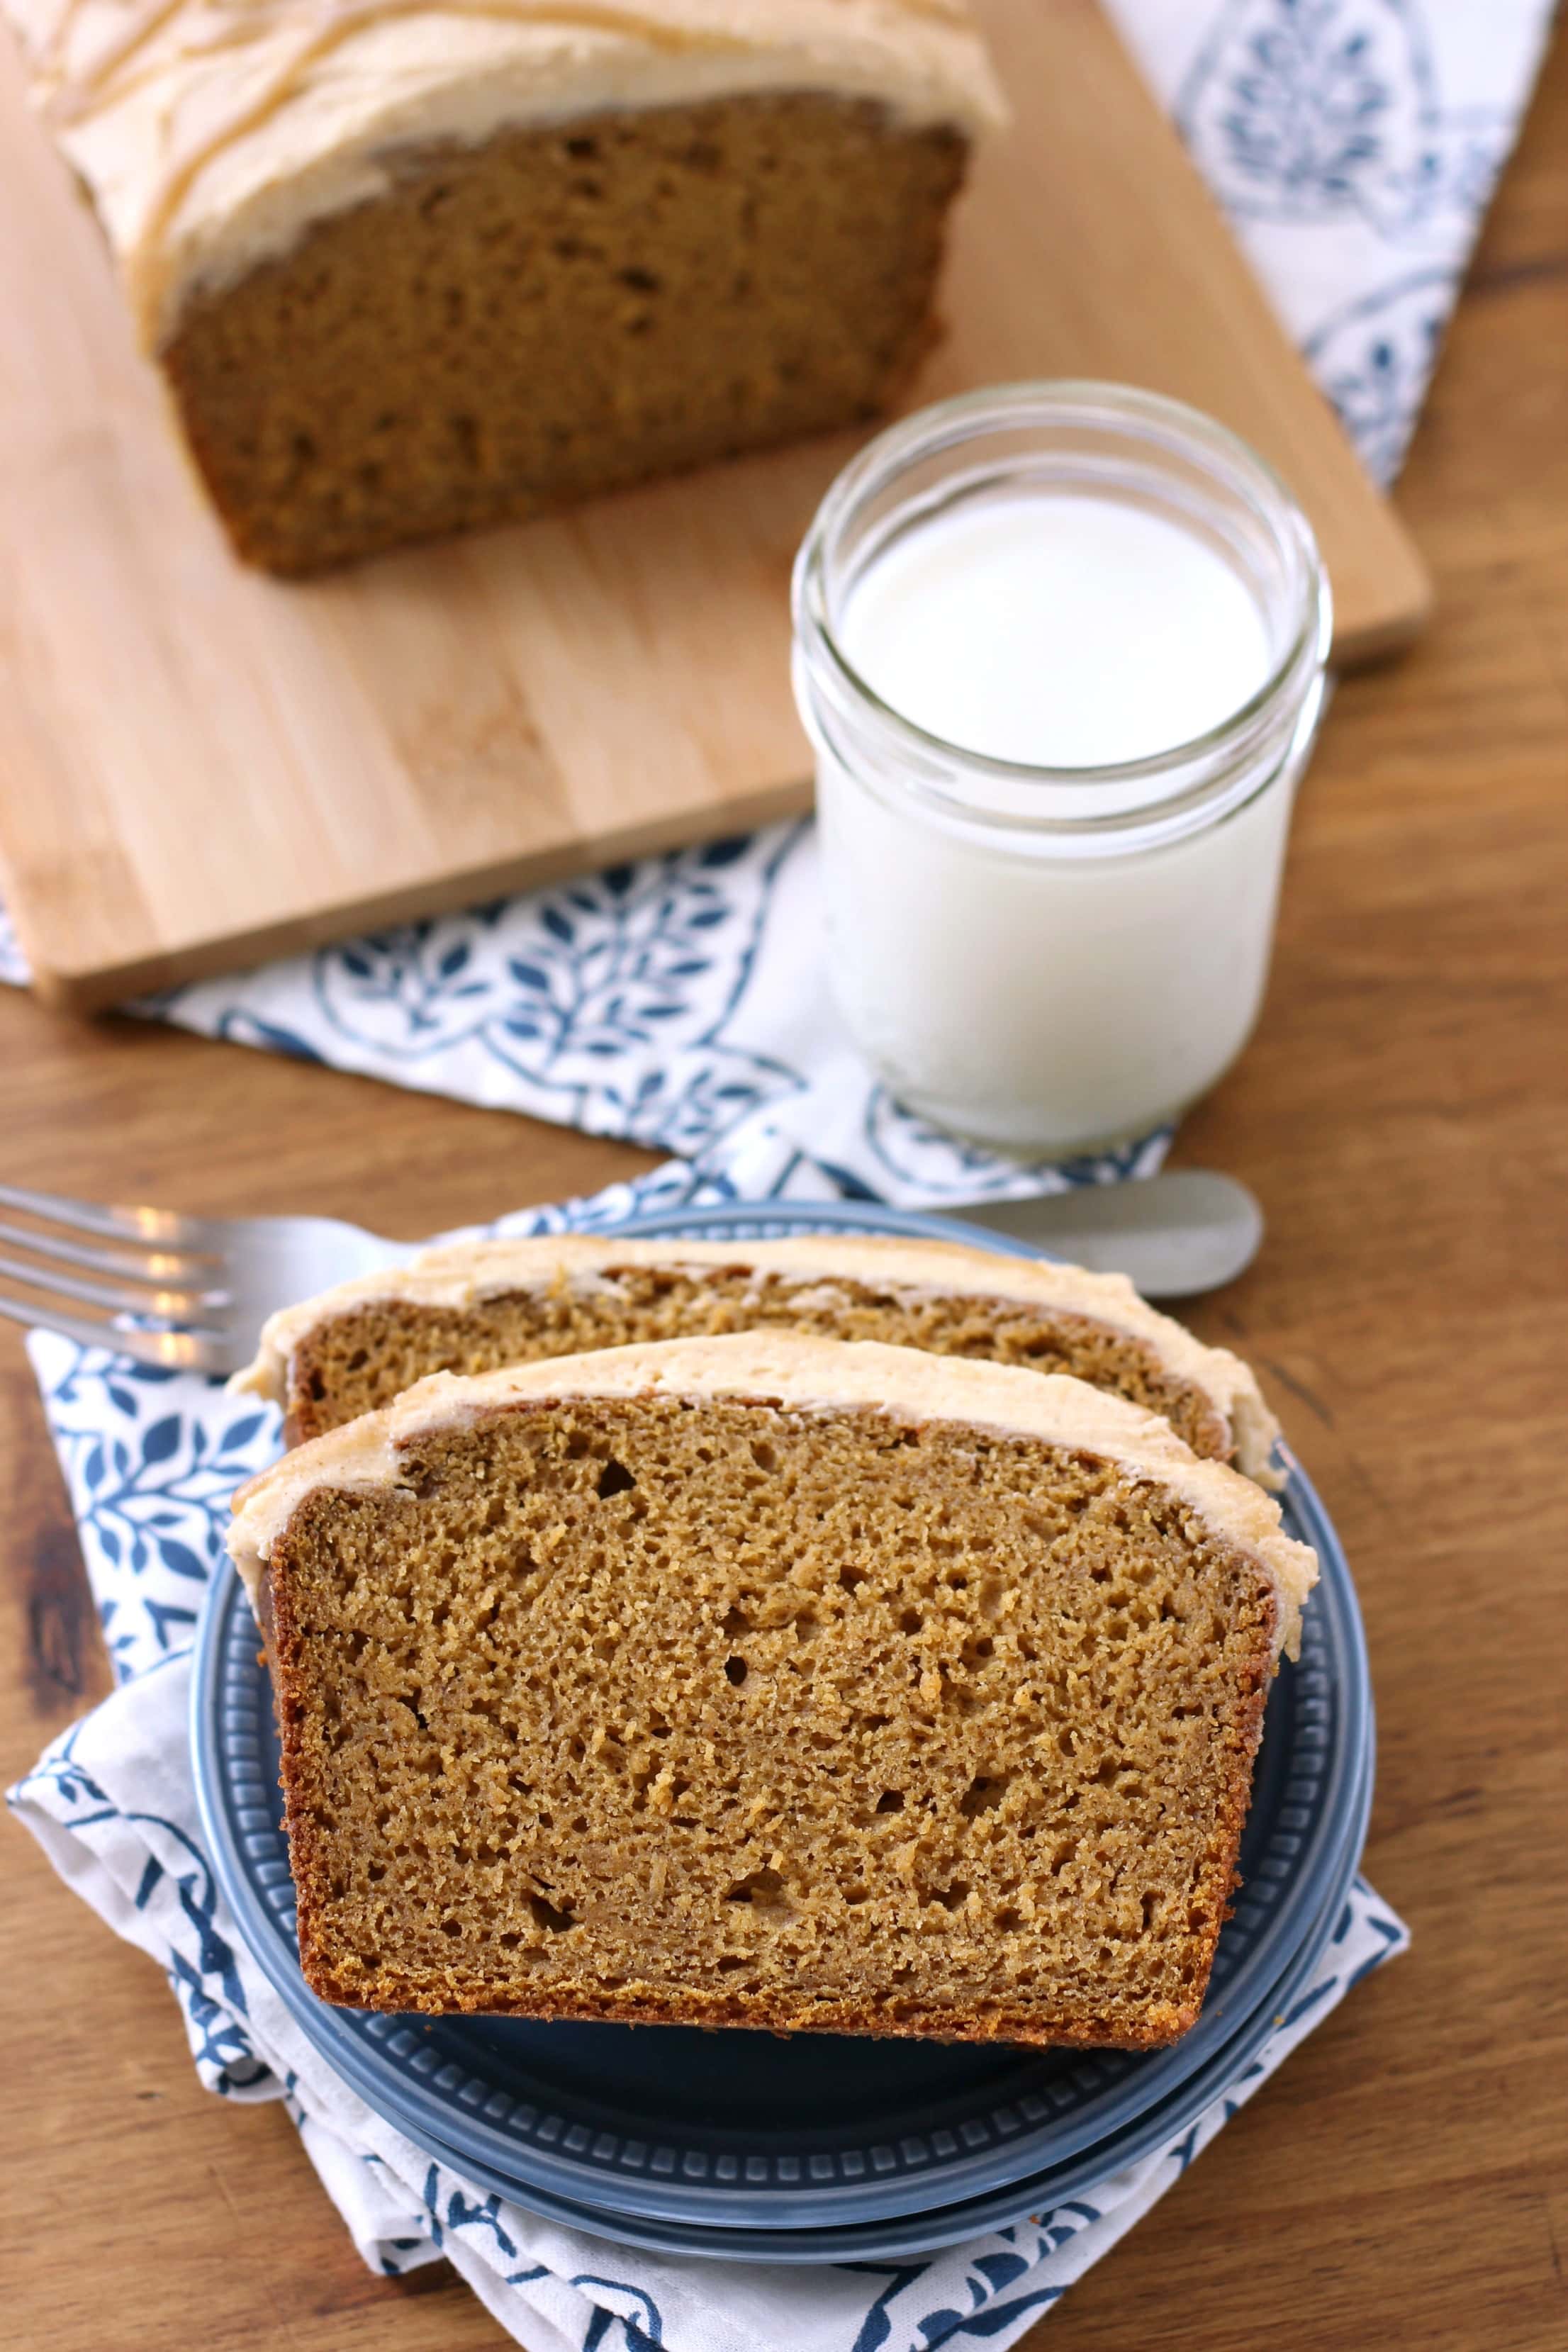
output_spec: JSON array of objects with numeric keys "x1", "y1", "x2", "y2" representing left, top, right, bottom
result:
[
  {"x1": 228, "y1": 1333, "x2": 1316, "y2": 2044},
  {"x1": 6, "y1": 1, "x2": 1003, "y2": 571}
]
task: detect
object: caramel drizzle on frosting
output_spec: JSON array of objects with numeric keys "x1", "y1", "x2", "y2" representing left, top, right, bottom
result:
[{"x1": 36, "y1": 0, "x2": 974, "y2": 119}]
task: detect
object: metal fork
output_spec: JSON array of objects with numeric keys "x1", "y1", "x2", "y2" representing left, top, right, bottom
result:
[
  {"x1": 0, "y1": 1170, "x2": 1264, "y2": 1374},
  {"x1": 0, "y1": 1183, "x2": 410, "y2": 1374}
]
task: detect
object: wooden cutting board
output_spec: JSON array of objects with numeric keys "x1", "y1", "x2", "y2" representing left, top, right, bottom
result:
[{"x1": 0, "y1": 0, "x2": 1430, "y2": 1012}]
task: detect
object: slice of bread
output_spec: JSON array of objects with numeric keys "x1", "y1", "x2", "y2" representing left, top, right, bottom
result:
[
  {"x1": 233, "y1": 1231, "x2": 1282, "y2": 1483},
  {"x1": 230, "y1": 1333, "x2": 1315, "y2": 2046}
]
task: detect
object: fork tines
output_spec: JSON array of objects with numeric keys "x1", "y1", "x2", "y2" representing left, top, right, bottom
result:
[{"x1": 0, "y1": 1182, "x2": 232, "y2": 1370}]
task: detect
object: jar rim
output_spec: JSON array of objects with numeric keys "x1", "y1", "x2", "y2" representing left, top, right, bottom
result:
[{"x1": 793, "y1": 379, "x2": 1331, "y2": 800}]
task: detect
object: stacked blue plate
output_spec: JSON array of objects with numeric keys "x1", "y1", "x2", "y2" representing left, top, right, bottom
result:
[{"x1": 193, "y1": 1203, "x2": 1374, "y2": 2263}]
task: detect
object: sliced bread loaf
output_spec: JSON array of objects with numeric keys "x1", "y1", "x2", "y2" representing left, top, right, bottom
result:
[{"x1": 229, "y1": 1332, "x2": 1314, "y2": 2046}]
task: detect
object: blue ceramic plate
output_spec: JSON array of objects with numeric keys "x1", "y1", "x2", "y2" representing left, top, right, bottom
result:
[{"x1": 193, "y1": 1202, "x2": 1372, "y2": 2236}]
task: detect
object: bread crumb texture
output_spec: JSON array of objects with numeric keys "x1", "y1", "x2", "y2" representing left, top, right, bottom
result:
[
  {"x1": 164, "y1": 93, "x2": 965, "y2": 573},
  {"x1": 267, "y1": 1391, "x2": 1277, "y2": 2045}
]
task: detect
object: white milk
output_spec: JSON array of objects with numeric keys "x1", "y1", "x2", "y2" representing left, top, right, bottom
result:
[
  {"x1": 793, "y1": 392, "x2": 1329, "y2": 1157},
  {"x1": 814, "y1": 726, "x2": 1301, "y2": 1153},
  {"x1": 840, "y1": 494, "x2": 1274, "y2": 768}
]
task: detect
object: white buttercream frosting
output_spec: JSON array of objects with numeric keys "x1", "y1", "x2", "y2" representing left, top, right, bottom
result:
[
  {"x1": 227, "y1": 1331, "x2": 1316, "y2": 1657},
  {"x1": 4, "y1": 0, "x2": 1004, "y2": 347},
  {"x1": 230, "y1": 1231, "x2": 1284, "y2": 1486}
]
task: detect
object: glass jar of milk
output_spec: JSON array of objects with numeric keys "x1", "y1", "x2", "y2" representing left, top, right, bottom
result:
[{"x1": 792, "y1": 382, "x2": 1331, "y2": 1155}]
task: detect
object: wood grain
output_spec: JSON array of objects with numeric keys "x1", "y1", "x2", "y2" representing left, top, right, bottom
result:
[
  {"x1": 0, "y1": 0, "x2": 1428, "y2": 1013},
  {"x1": 2, "y1": 34, "x2": 1564, "y2": 2352}
]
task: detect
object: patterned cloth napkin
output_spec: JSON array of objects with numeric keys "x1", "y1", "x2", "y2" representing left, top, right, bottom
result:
[
  {"x1": 10, "y1": 1170, "x2": 1410, "y2": 2352},
  {"x1": 0, "y1": 0, "x2": 1553, "y2": 1209}
]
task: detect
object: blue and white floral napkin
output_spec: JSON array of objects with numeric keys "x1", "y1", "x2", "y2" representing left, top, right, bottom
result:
[
  {"x1": 0, "y1": 0, "x2": 1554, "y2": 1209},
  {"x1": 10, "y1": 1167, "x2": 1409, "y2": 2352}
]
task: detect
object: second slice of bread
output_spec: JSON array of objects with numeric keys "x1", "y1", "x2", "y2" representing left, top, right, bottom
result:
[{"x1": 235, "y1": 1231, "x2": 1282, "y2": 1482}]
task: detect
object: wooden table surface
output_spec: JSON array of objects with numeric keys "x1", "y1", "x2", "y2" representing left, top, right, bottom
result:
[{"x1": 3, "y1": 35, "x2": 1564, "y2": 2352}]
